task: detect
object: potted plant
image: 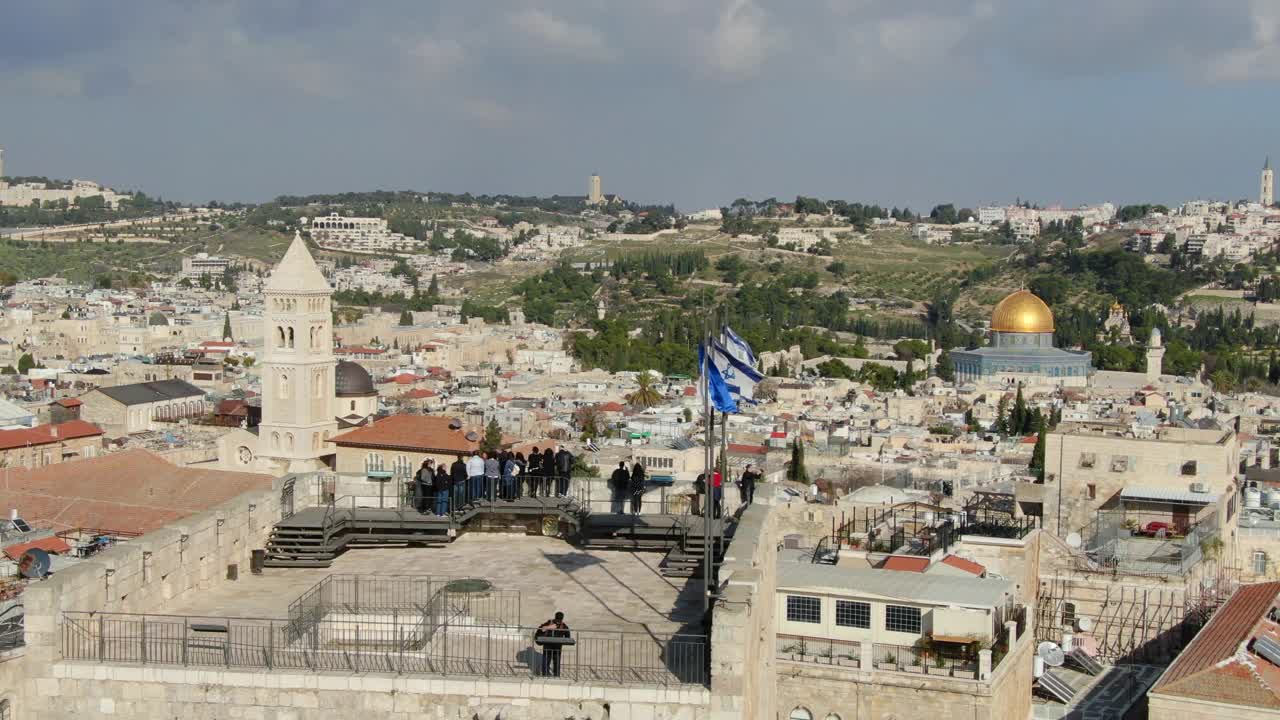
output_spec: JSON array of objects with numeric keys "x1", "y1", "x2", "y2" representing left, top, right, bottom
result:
[
  {"x1": 791, "y1": 638, "x2": 808, "y2": 662},
  {"x1": 880, "y1": 652, "x2": 898, "y2": 671},
  {"x1": 1121, "y1": 518, "x2": 1138, "y2": 537},
  {"x1": 837, "y1": 650, "x2": 859, "y2": 667}
]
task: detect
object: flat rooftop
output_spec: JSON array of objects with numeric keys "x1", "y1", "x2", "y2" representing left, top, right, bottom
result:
[{"x1": 160, "y1": 534, "x2": 703, "y2": 633}]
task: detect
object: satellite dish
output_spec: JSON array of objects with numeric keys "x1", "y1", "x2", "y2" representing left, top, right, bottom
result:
[
  {"x1": 1037, "y1": 642, "x2": 1065, "y2": 667},
  {"x1": 1076, "y1": 616, "x2": 1093, "y2": 632},
  {"x1": 448, "y1": 418, "x2": 463, "y2": 430},
  {"x1": 1065, "y1": 533, "x2": 1082, "y2": 549},
  {"x1": 19, "y1": 548, "x2": 50, "y2": 579},
  {"x1": 464, "y1": 431, "x2": 479, "y2": 442}
]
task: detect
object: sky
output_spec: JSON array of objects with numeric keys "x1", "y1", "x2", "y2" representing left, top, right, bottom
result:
[{"x1": 2, "y1": 1, "x2": 1279, "y2": 211}]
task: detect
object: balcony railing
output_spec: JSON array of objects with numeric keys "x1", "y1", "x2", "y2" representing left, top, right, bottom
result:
[{"x1": 62, "y1": 611, "x2": 707, "y2": 687}]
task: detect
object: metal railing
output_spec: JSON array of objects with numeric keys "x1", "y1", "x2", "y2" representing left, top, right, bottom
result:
[
  {"x1": 776, "y1": 634, "x2": 982, "y2": 679},
  {"x1": 287, "y1": 575, "x2": 521, "y2": 630},
  {"x1": 62, "y1": 611, "x2": 707, "y2": 686}
]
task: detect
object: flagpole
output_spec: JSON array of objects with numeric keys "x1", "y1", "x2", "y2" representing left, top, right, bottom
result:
[{"x1": 702, "y1": 322, "x2": 714, "y2": 613}]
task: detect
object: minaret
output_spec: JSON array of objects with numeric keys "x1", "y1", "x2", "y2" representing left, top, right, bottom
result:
[
  {"x1": 1263, "y1": 156, "x2": 1274, "y2": 207},
  {"x1": 0, "y1": 146, "x2": 6, "y2": 180},
  {"x1": 258, "y1": 232, "x2": 337, "y2": 474},
  {"x1": 589, "y1": 173, "x2": 603, "y2": 205},
  {"x1": 1146, "y1": 327, "x2": 1165, "y2": 383}
]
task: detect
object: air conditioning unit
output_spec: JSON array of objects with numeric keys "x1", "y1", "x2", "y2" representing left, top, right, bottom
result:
[{"x1": 1189, "y1": 482, "x2": 1208, "y2": 494}]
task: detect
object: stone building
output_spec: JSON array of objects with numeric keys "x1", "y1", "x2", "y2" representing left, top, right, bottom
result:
[
  {"x1": 77, "y1": 378, "x2": 206, "y2": 437},
  {"x1": 327, "y1": 414, "x2": 481, "y2": 477},
  {"x1": 0, "y1": 419, "x2": 103, "y2": 469},
  {"x1": 1147, "y1": 581, "x2": 1280, "y2": 718}
]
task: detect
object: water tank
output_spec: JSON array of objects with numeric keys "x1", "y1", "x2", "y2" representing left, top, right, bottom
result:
[
  {"x1": 1246, "y1": 487, "x2": 1263, "y2": 509},
  {"x1": 1033, "y1": 655, "x2": 1045, "y2": 678},
  {"x1": 1266, "y1": 489, "x2": 1280, "y2": 510}
]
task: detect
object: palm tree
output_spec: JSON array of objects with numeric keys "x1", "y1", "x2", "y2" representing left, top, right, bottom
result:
[{"x1": 626, "y1": 373, "x2": 663, "y2": 408}]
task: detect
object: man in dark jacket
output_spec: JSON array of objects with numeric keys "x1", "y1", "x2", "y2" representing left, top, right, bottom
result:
[
  {"x1": 554, "y1": 446, "x2": 573, "y2": 497},
  {"x1": 536, "y1": 611, "x2": 570, "y2": 677},
  {"x1": 449, "y1": 456, "x2": 468, "y2": 511},
  {"x1": 609, "y1": 462, "x2": 629, "y2": 514},
  {"x1": 739, "y1": 463, "x2": 760, "y2": 506},
  {"x1": 527, "y1": 447, "x2": 541, "y2": 498}
]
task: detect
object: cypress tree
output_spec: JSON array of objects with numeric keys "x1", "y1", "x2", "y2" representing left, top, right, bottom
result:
[
  {"x1": 788, "y1": 438, "x2": 808, "y2": 483},
  {"x1": 222, "y1": 312, "x2": 233, "y2": 341}
]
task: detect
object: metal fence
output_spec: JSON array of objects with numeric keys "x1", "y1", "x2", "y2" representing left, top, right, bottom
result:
[
  {"x1": 62, "y1": 612, "x2": 707, "y2": 686},
  {"x1": 775, "y1": 634, "x2": 982, "y2": 679}
]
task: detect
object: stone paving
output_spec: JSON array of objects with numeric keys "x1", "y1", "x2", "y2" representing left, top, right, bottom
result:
[{"x1": 162, "y1": 533, "x2": 705, "y2": 634}]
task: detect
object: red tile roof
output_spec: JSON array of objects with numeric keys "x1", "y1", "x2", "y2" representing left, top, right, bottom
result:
[
  {"x1": 1151, "y1": 582, "x2": 1280, "y2": 709},
  {"x1": 728, "y1": 443, "x2": 768, "y2": 456},
  {"x1": 3, "y1": 536, "x2": 72, "y2": 559},
  {"x1": 881, "y1": 556, "x2": 930, "y2": 573},
  {"x1": 0, "y1": 449, "x2": 272, "y2": 534},
  {"x1": 770, "y1": 431, "x2": 787, "y2": 439},
  {"x1": 0, "y1": 420, "x2": 103, "y2": 451},
  {"x1": 384, "y1": 373, "x2": 421, "y2": 385},
  {"x1": 55, "y1": 398, "x2": 82, "y2": 408},
  {"x1": 683, "y1": 386, "x2": 697, "y2": 397},
  {"x1": 940, "y1": 554, "x2": 986, "y2": 576},
  {"x1": 596, "y1": 402, "x2": 625, "y2": 413},
  {"x1": 215, "y1": 399, "x2": 248, "y2": 415},
  {"x1": 401, "y1": 389, "x2": 438, "y2": 400},
  {"x1": 328, "y1": 414, "x2": 480, "y2": 454}
]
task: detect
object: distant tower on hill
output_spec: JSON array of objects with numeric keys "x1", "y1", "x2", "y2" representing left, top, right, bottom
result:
[
  {"x1": 1263, "y1": 157, "x2": 1274, "y2": 207},
  {"x1": 589, "y1": 173, "x2": 603, "y2": 205},
  {"x1": 1146, "y1": 327, "x2": 1165, "y2": 383},
  {"x1": 0, "y1": 146, "x2": 6, "y2": 179}
]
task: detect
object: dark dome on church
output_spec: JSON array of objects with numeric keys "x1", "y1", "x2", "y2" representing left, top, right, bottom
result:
[
  {"x1": 148, "y1": 311, "x2": 170, "y2": 327},
  {"x1": 335, "y1": 360, "x2": 375, "y2": 397}
]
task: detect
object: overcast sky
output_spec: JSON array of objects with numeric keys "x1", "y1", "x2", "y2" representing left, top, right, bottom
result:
[{"x1": 2, "y1": 1, "x2": 1278, "y2": 210}]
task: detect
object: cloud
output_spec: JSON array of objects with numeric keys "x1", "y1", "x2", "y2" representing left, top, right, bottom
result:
[
  {"x1": 702, "y1": 0, "x2": 779, "y2": 78},
  {"x1": 461, "y1": 97, "x2": 516, "y2": 130},
  {"x1": 406, "y1": 34, "x2": 466, "y2": 74},
  {"x1": 506, "y1": 8, "x2": 614, "y2": 61}
]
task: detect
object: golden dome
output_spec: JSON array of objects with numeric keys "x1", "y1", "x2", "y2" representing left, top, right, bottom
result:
[{"x1": 991, "y1": 290, "x2": 1054, "y2": 334}]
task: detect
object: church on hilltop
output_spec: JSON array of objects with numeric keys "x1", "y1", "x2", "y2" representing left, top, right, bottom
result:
[
  {"x1": 950, "y1": 290, "x2": 1093, "y2": 388},
  {"x1": 218, "y1": 232, "x2": 376, "y2": 475}
]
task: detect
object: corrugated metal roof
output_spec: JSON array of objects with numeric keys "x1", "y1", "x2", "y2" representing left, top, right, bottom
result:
[
  {"x1": 96, "y1": 379, "x2": 204, "y2": 407},
  {"x1": 1120, "y1": 486, "x2": 1214, "y2": 505}
]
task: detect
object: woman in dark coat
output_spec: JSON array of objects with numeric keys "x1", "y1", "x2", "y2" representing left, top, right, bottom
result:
[
  {"x1": 527, "y1": 447, "x2": 542, "y2": 498},
  {"x1": 542, "y1": 447, "x2": 556, "y2": 498},
  {"x1": 629, "y1": 462, "x2": 646, "y2": 514}
]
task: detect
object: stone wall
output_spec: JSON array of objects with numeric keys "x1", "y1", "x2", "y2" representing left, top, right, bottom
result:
[
  {"x1": 710, "y1": 501, "x2": 778, "y2": 720},
  {"x1": 9, "y1": 472, "x2": 324, "y2": 719},
  {"x1": 1147, "y1": 693, "x2": 1277, "y2": 720},
  {"x1": 955, "y1": 531, "x2": 1041, "y2": 605},
  {"x1": 775, "y1": 615, "x2": 1034, "y2": 720},
  {"x1": 34, "y1": 666, "x2": 710, "y2": 720}
]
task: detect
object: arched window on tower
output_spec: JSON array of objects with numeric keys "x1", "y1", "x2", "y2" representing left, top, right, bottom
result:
[
  {"x1": 314, "y1": 370, "x2": 324, "y2": 398},
  {"x1": 287, "y1": 327, "x2": 295, "y2": 349},
  {"x1": 276, "y1": 326, "x2": 286, "y2": 348},
  {"x1": 285, "y1": 433, "x2": 294, "y2": 451},
  {"x1": 280, "y1": 373, "x2": 290, "y2": 399},
  {"x1": 271, "y1": 432, "x2": 280, "y2": 450},
  {"x1": 310, "y1": 326, "x2": 318, "y2": 350}
]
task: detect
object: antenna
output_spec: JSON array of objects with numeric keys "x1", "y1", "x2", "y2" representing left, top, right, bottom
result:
[
  {"x1": 18, "y1": 548, "x2": 50, "y2": 579},
  {"x1": 1037, "y1": 641, "x2": 1065, "y2": 667}
]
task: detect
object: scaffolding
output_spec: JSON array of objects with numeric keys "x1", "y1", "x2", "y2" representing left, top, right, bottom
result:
[{"x1": 1036, "y1": 565, "x2": 1237, "y2": 664}]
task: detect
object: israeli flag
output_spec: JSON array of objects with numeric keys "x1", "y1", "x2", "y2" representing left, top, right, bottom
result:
[
  {"x1": 699, "y1": 343, "x2": 739, "y2": 414},
  {"x1": 715, "y1": 327, "x2": 763, "y2": 403},
  {"x1": 721, "y1": 325, "x2": 757, "y2": 367}
]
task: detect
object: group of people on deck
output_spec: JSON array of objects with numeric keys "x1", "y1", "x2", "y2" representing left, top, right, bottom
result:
[
  {"x1": 411, "y1": 445, "x2": 575, "y2": 515},
  {"x1": 608, "y1": 461, "x2": 649, "y2": 514}
]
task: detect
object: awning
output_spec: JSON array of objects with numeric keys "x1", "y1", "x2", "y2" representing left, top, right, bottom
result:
[{"x1": 1120, "y1": 486, "x2": 1213, "y2": 506}]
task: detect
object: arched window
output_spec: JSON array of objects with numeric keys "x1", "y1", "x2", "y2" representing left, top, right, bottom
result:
[
  {"x1": 824, "y1": 715, "x2": 842, "y2": 720},
  {"x1": 285, "y1": 433, "x2": 294, "y2": 451},
  {"x1": 279, "y1": 373, "x2": 290, "y2": 399},
  {"x1": 312, "y1": 434, "x2": 320, "y2": 450},
  {"x1": 287, "y1": 327, "x2": 295, "y2": 349},
  {"x1": 271, "y1": 432, "x2": 280, "y2": 450},
  {"x1": 366, "y1": 453, "x2": 385, "y2": 472},
  {"x1": 276, "y1": 326, "x2": 286, "y2": 348},
  {"x1": 313, "y1": 370, "x2": 324, "y2": 398},
  {"x1": 310, "y1": 326, "x2": 319, "y2": 349},
  {"x1": 789, "y1": 709, "x2": 813, "y2": 720},
  {"x1": 350, "y1": 400, "x2": 356, "y2": 412}
]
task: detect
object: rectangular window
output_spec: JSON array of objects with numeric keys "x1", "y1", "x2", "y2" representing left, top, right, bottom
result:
[
  {"x1": 786, "y1": 595, "x2": 821, "y2": 624},
  {"x1": 835, "y1": 600, "x2": 871, "y2": 629},
  {"x1": 1254, "y1": 551, "x2": 1268, "y2": 575},
  {"x1": 1181, "y1": 461, "x2": 1198, "y2": 476},
  {"x1": 1086, "y1": 484, "x2": 1096, "y2": 500},
  {"x1": 1079, "y1": 453, "x2": 1096, "y2": 469},
  {"x1": 885, "y1": 605, "x2": 922, "y2": 634},
  {"x1": 1110, "y1": 455, "x2": 1129, "y2": 472}
]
